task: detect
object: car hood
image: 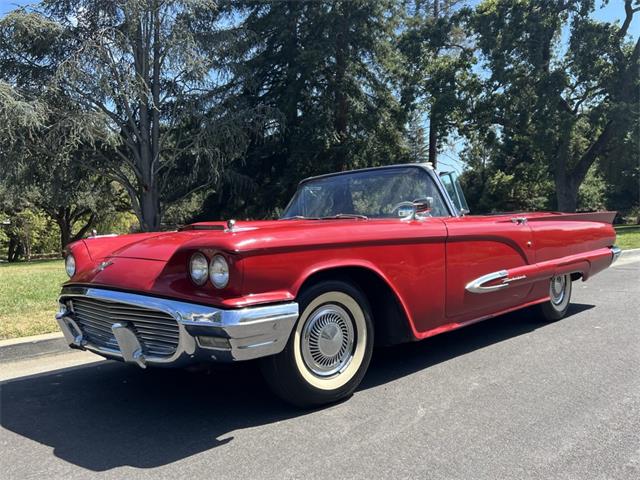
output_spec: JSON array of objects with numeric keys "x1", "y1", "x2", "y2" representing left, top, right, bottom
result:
[{"x1": 80, "y1": 218, "x2": 440, "y2": 262}]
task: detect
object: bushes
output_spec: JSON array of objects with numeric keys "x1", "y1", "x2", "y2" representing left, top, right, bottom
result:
[
  {"x1": 0, "y1": 209, "x2": 140, "y2": 262},
  {"x1": 0, "y1": 209, "x2": 59, "y2": 261}
]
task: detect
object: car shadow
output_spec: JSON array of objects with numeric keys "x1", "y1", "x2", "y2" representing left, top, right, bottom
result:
[
  {"x1": 0, "y1": 303, "x2": 593, "y2": 472},
  {"x1": 360, "y1": 302, "x2": 594, "y2": 391}
]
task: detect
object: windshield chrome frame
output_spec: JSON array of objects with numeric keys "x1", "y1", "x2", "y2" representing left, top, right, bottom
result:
[{"x1": 281, "y1": 163, "x2": 459, "y2": 219}]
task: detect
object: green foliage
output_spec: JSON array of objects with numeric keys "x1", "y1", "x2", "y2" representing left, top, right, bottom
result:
[
  {"x1": 577, "y1": 165, "x2": 606, "y2": 212},
  {"x1": 93, "y1": 211, "x2": 140, "y2": 235},
  {"x1": 468, "y1": 0, "x2": 639, "y2": 212},
  {"x1": 0, "y1": 208, "x2": 60, "y2": 260},
  {"x1": 1, "y1": 0, "x2": 638, "y2": 239},
  {"x1": 405, "y1": 111, "x2": 428, "y2": 163},
  {"x1": 398, "y1": 0, "x2": 477, "y2": 167},
  {"x1": 201, "y1": 0, "x2": 409, "y2": 219}
]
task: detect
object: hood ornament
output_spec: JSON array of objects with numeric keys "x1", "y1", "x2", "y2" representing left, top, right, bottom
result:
[{"x1": 226, "y1": 219, "x2": 236, "y2": 232}]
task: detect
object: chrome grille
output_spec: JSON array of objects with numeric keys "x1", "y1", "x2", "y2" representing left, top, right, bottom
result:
[{"x1": 69, "y1": 297, "x2": 180, "y2": 357}]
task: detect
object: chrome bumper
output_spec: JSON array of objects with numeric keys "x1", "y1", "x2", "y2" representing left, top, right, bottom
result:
[
  {"x1": 610, "y1": 245, "x2": 622, "y2": 264},
  {"x1": 56, "y1": 287, "x2": 298, "y2": 367}
]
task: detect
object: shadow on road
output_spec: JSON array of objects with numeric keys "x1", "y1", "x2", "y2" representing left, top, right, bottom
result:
[{"x1": 0, "y1": 303, "x2": 593, "y2": 472}]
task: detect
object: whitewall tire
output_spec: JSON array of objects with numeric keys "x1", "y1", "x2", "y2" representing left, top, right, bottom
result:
[
  {"x1": 260, "y1": 280, "x2": 374, "y2": 407},
  {"x1": 536, "y1": 274, "x2": 572, "y2": 321}
]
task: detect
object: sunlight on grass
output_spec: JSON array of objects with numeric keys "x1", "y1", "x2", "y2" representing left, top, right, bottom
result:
[
  {"x1": 615, "y1": 225, "x2": 640, "y2": 251},
  {"x1": 0, "y1": 260, "x2": 66, "y2": 339}
]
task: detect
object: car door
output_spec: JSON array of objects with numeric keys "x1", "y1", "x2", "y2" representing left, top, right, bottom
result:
[{"x1": 443, "y1": 215, "x2": 536, "y2": 320}]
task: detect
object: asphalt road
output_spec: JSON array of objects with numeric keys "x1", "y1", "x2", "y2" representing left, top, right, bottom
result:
[{"x1": 1, "y1": 256, "x2": 639, "y2": 480}]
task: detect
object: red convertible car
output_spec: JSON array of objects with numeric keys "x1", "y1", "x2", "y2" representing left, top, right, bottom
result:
[{"x1": 56, "y1": 163, "x2": 620, "y2": 406}]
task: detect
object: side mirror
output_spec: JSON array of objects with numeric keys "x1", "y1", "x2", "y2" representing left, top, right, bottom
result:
[{"x1": 413, "y1": 197, "x2": 433, "y2": 213}]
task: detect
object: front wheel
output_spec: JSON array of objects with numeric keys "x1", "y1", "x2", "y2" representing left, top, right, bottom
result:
[
  {"x1": 535, "y1": 274, "x2": 572, "y2": 322},
  {"x1": 260, "y1": 280, "x2": 374, "y2": 408}
]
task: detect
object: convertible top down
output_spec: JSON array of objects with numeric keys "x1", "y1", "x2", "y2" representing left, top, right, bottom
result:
[{"x1": 56, "y1": 163, "x2": 620, "y2": 406}]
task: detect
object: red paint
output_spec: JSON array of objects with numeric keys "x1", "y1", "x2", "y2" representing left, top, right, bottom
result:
[{"x1": 64, "y1": 211, "x2": 616, "y2": 342}]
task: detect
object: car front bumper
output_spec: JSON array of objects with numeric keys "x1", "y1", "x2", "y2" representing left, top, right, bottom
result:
[{"x1": 56, "y1": 287, "x2": 298, "y2": 368}]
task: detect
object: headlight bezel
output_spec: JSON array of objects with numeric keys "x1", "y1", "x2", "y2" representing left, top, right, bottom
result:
[
  {"x1": 65, "y1": 254, "x2": 76, "y2": 277},
  {"x1": 189, "y1": 252, "x2": 209, "y2": 286},
  {"x1": 209, "y1": 254, "x2": 230, "y2": 289}
]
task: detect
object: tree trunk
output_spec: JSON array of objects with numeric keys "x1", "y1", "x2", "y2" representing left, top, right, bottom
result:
[
  {"x1": 555, "y1": 177, "x2": 579, "y2": 212},
  {"x1": 7, "y1": 237, "x2": 17, "y2": 262},
  {"x1": 55, "y1": 207, "x2": 72, "y2": 252},
  {"x1": 59, "y1": 220, "x2": 71, "y2": 252},
  {"x1": 140, "y1": 185, "x2": 161, "y2": 231}
]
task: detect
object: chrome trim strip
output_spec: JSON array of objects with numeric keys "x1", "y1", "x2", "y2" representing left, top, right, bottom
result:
[
  {"x1": 465, "y1": 270, "x2": 510, "y2": 294},
  {"x1": 465, "y1": 270, "x2": 529, "y2": 294},
  {"x1": 57, "y1": 287, "x2": 299, "y2": 365},
  {"x1": 610, "y1": 245, "x2": 622, "y2": 264}
]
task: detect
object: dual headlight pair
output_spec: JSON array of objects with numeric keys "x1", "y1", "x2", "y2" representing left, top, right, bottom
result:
[
  {"x1": 64, "y1": 252, "x2": 229, "y2": 289},
  {"x1": 189, "y1": 252, "x2": 229, "y2": 289}
]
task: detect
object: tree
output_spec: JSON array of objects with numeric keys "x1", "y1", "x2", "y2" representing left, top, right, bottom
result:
[
  {"x1": 399, "y1": 0, "x2": 475, "y2": 169},
  {"x1": 0, "y1": 79, "x2": 122, "y2": 251},
  {"x1": 204, "y1": 0, "x2": 408, "y2": 219},
  {"x1": 471, "y1": 0, "x2": 640, "y2": 212},
  {"x1": 9, "y1": 0, "x2": 266, "y2": 231},
  {"x1": 405, "y1": 110, "x2": 429, "y2": 162}
]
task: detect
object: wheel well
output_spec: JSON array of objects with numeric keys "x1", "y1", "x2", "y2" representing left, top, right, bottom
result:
[{"x1": 297, "y1": 267, "x2": 414, "y2": 346}]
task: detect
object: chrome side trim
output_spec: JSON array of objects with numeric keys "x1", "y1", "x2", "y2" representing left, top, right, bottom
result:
[
  {"x1": 610, "y1": 245, "x2": 622, "y2": 264},
  {"x1": 465, "y1": 270, "x2": 509, "y2": 294},
  {"x1": 57, "y1": 287, "x2": 299, "y2": 366},
  {"x1": 465, "y1": 270, "x2": 529, "y2": 294}
]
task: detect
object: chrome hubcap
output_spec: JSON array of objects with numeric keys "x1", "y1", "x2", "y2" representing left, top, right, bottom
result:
[
  {"x1": 550, "y1": 275, "x2": 566, "y2": 305},
  {"x1": 301, "y1": 304, "x2": 355, "y2": 377}
]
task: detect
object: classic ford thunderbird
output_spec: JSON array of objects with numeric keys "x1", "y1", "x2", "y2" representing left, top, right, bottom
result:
[{"x1": 56, "y1": 163, "x2": 620, "y2": 406}]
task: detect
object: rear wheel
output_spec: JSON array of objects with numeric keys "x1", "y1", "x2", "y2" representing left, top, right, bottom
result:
[
  {"x1": 260, "y1": 280, "x2": 374, "y2": 408},
  {"x1": 536, "y1": 274, "x2": 572, "y2": 321}
]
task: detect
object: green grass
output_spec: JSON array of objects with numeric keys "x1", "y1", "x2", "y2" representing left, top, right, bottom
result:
[
  {"x1": 615, "y1": 225, "x2": 640, "y2": 251},
  {"x1": 0, "y1": 259, "x2": 66, "y2": 340}
]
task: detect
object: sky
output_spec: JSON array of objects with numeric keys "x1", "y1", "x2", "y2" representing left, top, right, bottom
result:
[{"x1": 1, "y1": 0, "x2": 638, "y2": 173}]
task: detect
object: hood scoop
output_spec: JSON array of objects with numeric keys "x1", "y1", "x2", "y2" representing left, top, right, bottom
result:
[{"x1": 179, "y1": 224, "x2": 225, "y2": 231}]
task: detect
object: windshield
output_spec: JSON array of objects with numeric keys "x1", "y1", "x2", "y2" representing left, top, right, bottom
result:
[
  {"x1": 439, "y1": 171, "x2": 470, "y2": 215},
  {"x1": 282, "y1": 167, "x2": 449, "y2": 219}
]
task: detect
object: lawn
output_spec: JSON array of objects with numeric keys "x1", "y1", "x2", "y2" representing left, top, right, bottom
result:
[
  {"x1": 614, "y1": 225, "x2": 640, "y2": 251},
  {"x1": 0, "y1": 259, "x2": 66, "y2": 340}
]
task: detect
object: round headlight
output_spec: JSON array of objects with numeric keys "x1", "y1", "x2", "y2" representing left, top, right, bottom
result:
[
  {"x1": 65, "y1": 254, "x2": 76, "y2": 277},
  {"x1": 189, "y1": 252, "x2": 209, "y2": 286},
  {"x1": 209, "y1": 255, "x2": 229, "y2": 289}
]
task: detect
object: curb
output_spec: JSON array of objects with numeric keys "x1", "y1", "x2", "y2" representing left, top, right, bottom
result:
[
  {"x1": 620, "y1": 248, "x2": 640, "y2": 257},
  {"x1": 0, "y1": 332, "x2": 68, "y2": 363}
]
